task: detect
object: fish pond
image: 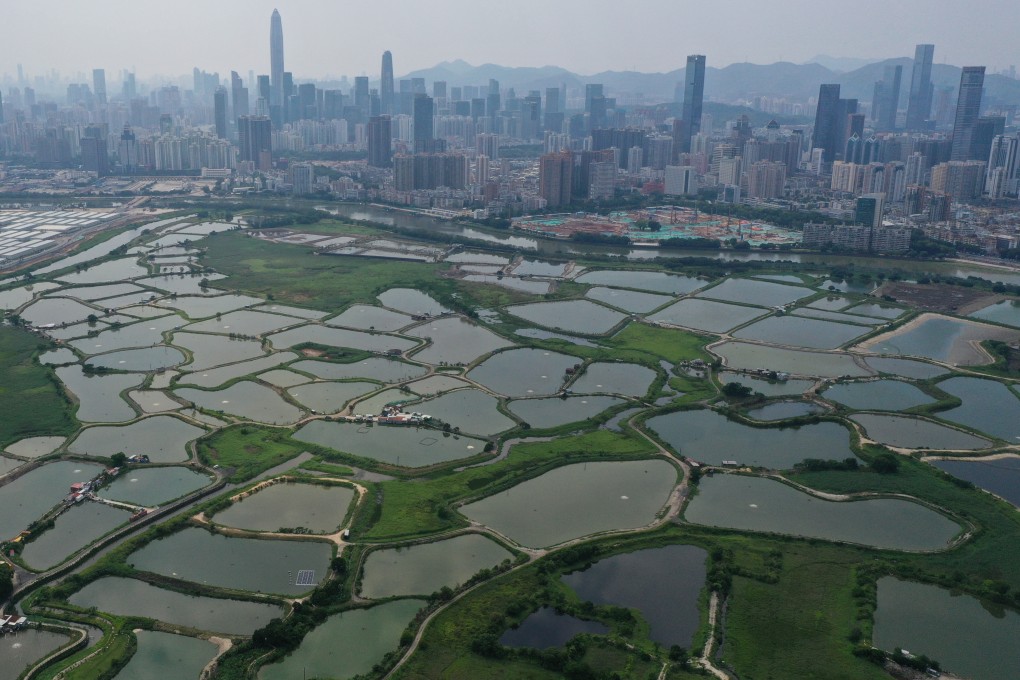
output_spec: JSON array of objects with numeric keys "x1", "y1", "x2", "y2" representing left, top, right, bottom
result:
[
  {"x1": 699, "y1": 278, "x2": 813, "y2": 307},
  {"x1": 291, "y1": 358, "x2": 427, "y2": 383},
  {"x1": 584, "y1": 286, "x2": 674, "y2": 313},
  {"x1": 649, "y1": 298, "x2": 767, "y2": 334},
  {"x1": 21, "y1": 502, "x2": 130, "y2": 570},
  {"x1": 100, "y1": 467, "x2": 211, "y2": 506},
  {"x1": 684, "y1": 474, "x2": 961, "y2": 550},
  {"x1": 507, "y1": 395, "x2": 626, "y2": 429},
  {"x1": 212, "y1": 482, "x2": 355, "y2": 533},
  {"x1": 574, "y1": 270, "x2": 704, "y2": 295},
  {"x1": 562, "y1": 544, "x2": 707, "y2": 646},
  {"x1": 500, "y1": 608, "x2": 609, "y2": 649},
  {"x1": 646, "y1": 409, "x2": 853, "y2": 468},
  {"x1": 821, "y1": 380, "x2": 936, "y2": 411},
  {"x1": 569, "y1": 362, "x2": 657, "y2": 398},
  {"x1": 873, "y1": 577, "x2": 1020, "y2": 680},
  {"x1": 1, "y1": 629, "x2": 71, "y2": 680},
  {"x1": 851, "y1": 414, "x2": 991, "y2": 450},
  {"x1": 293, "y1": 421, "x2": 486, "y2": 467},
  {"x1": 128, "y1": 527, "x2": 333, "y2": 595},
  {"x1": 935, "y1": 376, "x2": 1020, "y2": 441},
  {"x1": 467, "y1": 348, "x2": 579, "y2": 397},
  {"x1": 930, "y1": 456, "x2": 1020, "y2": 507},
  {"x1": 113, "y1": 630, "x2": 216, "y2": 680},
  {"x1": 359, "y1": 533, "x2": 513, "y2": 599},
  {"x1": 258, "y1": 600, "x2": 425, "y2": 680},
  {"x1": 327, "y1": 304, "x2": 413, "y2": 331},
  {"x1": 712, "y1": 342, "x2": 870, "y2": 378},
  {"x1": 734, "y1": 315, "x2": 870, "y2": 349},
  {"x1": 412, "y1": 389, "x2": 517, "y2": 436},
  {"x1": 406, "y1": 316, "x2": 513, "y2": 364},
  {"x1": 68, "y1": 416, "x2": 205, "y2": 463},
  {"x1": 175, "y1": 381, "x2": 303, "y2": 425},
  {"x1": 70, "y1": 576, "x2": 281, "y2": 635},
  {"x1": 0, "y1": 461, "x2": 105, "y2": 540},
  {"x1": 506, "y1": 300, "x2": 628, "y2": 335},
  {"x1": 285, "y1": 381, "x2": 377, "y2": 414},
  {"x1": 745, "y1": 401, "x2": 824, "y2": 421},
  {"x1": 461, "y1": 459, "x2": 677, "y2": 548}
]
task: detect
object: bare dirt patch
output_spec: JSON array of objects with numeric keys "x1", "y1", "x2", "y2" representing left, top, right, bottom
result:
[{"x1": 876, "y1": 282, "x2": 997, "y2": 314}]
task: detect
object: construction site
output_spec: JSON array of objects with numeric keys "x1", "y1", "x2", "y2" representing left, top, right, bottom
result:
[{"x1": 513, "y1": 206, "x2": 802, "y2": 247}]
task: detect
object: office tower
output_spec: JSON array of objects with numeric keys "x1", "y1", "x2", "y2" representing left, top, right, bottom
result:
[
  {"x1": 270, "y1": 9, "x2": 285, "y2": 108},
  {"x1": 950, "y1": 66, "x2": 986, "y2": 161},
  {"x1": 544, "y1": 87, "x2": 563, "y2": 133},
  {"x1": 470, "y1": 98, "x2": 486, "y2": 121},
  {"x1": 450, "y1": 87, "x2": 462, "y2": 102},
  {"x1": 855, "y1": 193, "x2": 885, "y2": 228},
  {"x1": 122, "y1": 72, "x2": 136, "y2": 99},
  {"x1": 367, "y1": 115, "x2": 393, "y2": 167},
  {"x1": 584, "y1": 84, "x2": 603, "y2": 113},
  {"x1": 433, "y1": 81, "x2": 447, "y2": 100},
  {"x1": 81, "y1": 126, "x2": 109, "y2": 176},
  {"x1": 238, "y1": 115, "x2": 272, "y2": 170},
  {"x1": 231, "y1": 72, "x2": 249, "y2": 119},
  {"x1": 117, "y1": 124, "x2": 138, "y2": 171},
  {"x1": 323, "y1": 90, "x2": 343, "y2": 119},
  {"x1": 680, "y1": 55, "x2": 706, "y2": 154},
  {"x1": 665, "y1": 165, "x2": 697, "y2": 196},
  {"x1": 354, "y1": 76, "x2": 370, "y2": 116},
  {"x1": 971, "y1": 116, "x2": 1005, "y2": 166},
  {"x1": 539, "y1": 150, "x2": 574, "y2": 207},
  {"x1": 283, "y1": 72, "x2": 294, "y2": 100},
  {"x1": 905, "y1": 44, "x2": 935, "y2": 130},
  {"x1": 486, "y1": 81, "x2": 501, "y2": 119},
  {"x1": 257, "y1": 75, "x2": 271, "y2": 103},
  {"x1": 871, "y1": 65, "x2": 902, "y2": 130},
  {"x1": 92, "y1": 69, "x2": 107, "y2": 107},
  {"x1": 213, "y1": 88, "x2": 228, "y2": 138},
  {"x1": 412, "y1": 94, "x2": 434, "y2": 152},
  {"x1": 0, "y1": 91, "x2": 4, "y2": 124},
  {"x1": 812, "y1": 85, "x2": 856, "y2": 167},
  {"x1": 381, "y1": 51, "x2": 394, "y2": 115}
]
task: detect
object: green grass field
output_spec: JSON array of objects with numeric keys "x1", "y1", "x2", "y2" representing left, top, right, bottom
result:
[
  {"x1": 603, "y1": 323, "x2": 714, "y2": 364},
  {"x1": 202, "y1": 232, "x2": 450, "y2": 313},
  {"x1": 196, "y1": 425, "x2": 306, "y2": 482},
  {"x1": 0, "y1": 325, "x2": 76, "y2": 448}
]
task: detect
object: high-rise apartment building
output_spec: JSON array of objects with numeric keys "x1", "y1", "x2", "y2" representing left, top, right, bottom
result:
[
  {"x1": 680, "y1": 55, "x2": 706, "y2": 154},
  {"x1": 950, "y1": 66, "x2": 986, "y2": 161},
  {"x1": 238, "y1": 115, "x2": 272, "y2": 170},
  {"x1": 905, "y1": 44, "x2": 935, "y2": 130},
  {"x1": 412, "y1": 94, "x2": 435, "y2": 153},
  {"x1": 812, "y1": 84, "x2": 858, "y2": 167},
  {"x1": 539, "y1": 150, "x2": 574, "y2": 207},
  {"x1": 367, "y1": 115, "x2": 393, "y2": 168},
  {"x1": 213, "y1": 88, "x2": 228, "y2": 139},
  {"x1": 270, "y1": 10, "x2": 285, "y2": 108},
  {"x1": 381, "y1": 51, "x2": 394, "y2": 115}
]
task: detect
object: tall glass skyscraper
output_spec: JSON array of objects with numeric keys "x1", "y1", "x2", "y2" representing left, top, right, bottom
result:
[
  {"x1": 269, "y1": 9, "x2": 285, "y2": 108},
  {"x1": 680, "y1": 55, "x2": 706, "y2": 154},
  {"x1": 905, "y1": 44, "x2": 934, "y2": 130},
  {"x1": 951, "y1": 66, "x2": 986, "y2": 161},
  {"x1": 381, "y1": 51, "x2": 395, "y2": 115}
]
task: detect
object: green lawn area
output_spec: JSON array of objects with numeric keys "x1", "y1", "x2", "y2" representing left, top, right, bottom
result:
[
  {"x1": 201, "y1": 232, "x2": 451, "y2": 313},
  {"x1": 603, "y1": 323, "x2": 713, "y2": 364},
  {"x1": 365, "y1": 431, "x2": 658, "y2": 541},
  {"x1": 196, "y1": 425, "x2": 306, "y2": 482},
  {"x1": 0, "y1": 325, "x2": 76, "y2": 448},
  {"x1": 720, "y1": 544, "x2": 887, "y2": 680}
]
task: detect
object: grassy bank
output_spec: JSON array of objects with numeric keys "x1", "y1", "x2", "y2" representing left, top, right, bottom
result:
[{"x1": 0, "y1": 325, "x2": 77, "y2": 448}]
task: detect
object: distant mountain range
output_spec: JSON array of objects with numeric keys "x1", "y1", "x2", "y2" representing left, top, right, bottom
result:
[{"x1": 401, "y1": 58, "x2": 1020, "y2": 107}]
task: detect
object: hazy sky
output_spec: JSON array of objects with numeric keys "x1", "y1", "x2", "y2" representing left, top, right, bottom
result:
[{"x1": 3, "y1": 0, "x2": 1018, "y2": 83}]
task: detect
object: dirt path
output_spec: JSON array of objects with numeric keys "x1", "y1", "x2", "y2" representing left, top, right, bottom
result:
[{"x1": 698, "y1": 592, "x2": 729, "y2": 680}]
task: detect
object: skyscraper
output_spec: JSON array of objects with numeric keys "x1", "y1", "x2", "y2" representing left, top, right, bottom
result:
[
  {"x1": 92, "y1": 69, "x2": 107, "y2": 107},
  {"x1": 813, "y1": 84, "x2": 842, "y2": 166},
  {"x1": 871, "y1": 65, "x2": 902, "y2": 131},
  {"x1": 680, "y1": 55, "x2": 706, "y2": 154},
  {"x1": 231, "y1": 71, "x2": 249, "y2": 119},
  {"x1": 381, "y1": 51, "x2": 394, "y2": 115},
  {"x1": 269, "y1": 9, "x2": 285, "y2": 109},
  {"x1": 354, "y1": 77, "x2": 370, "y2": 117},
  {"x1": 413, "y1": 94, "x2": 435, "y2": 153},
  {"x1": 368, "y1": 115, "x2": 393, "y2": 168},
  {"x1": 238, "y1": 115, "x2": 273, "y2": 170},
  {"x1": 951, "y1": 66, "x2": 986, "y2": 161},
  {"x1": 213, "y1": 88, "x2": 228, "y2": 139},
  {"x1": 905, "y1": 44, "x2": 935, "y2": 130}
]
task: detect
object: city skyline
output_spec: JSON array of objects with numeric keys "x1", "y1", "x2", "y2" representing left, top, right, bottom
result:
[{"x1": 3, "y1": 0, "x2": 1019, "y2": 83}]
